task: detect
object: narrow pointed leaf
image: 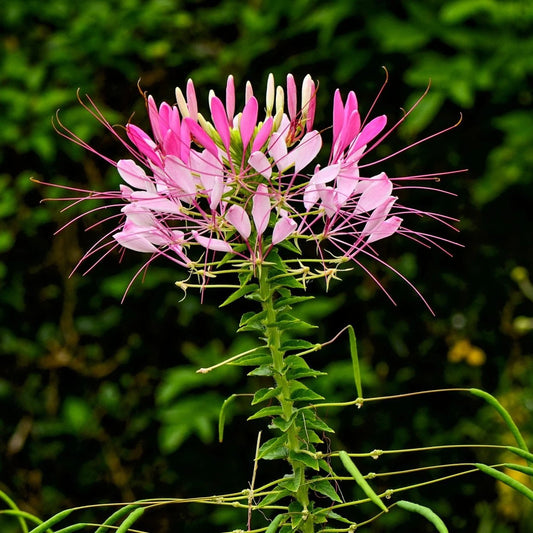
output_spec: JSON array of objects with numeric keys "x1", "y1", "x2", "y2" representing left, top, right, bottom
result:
[
  {"x1": 348, "y1": 325, "x2": 363, "y2": 398},
  {"x1": 219, "y1": 394, "x2": 239, "y2": 442}
]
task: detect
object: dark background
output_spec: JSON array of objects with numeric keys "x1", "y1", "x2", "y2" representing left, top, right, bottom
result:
[{"x1": 1, "y1": 0, "x2": 533, "y2": 531}]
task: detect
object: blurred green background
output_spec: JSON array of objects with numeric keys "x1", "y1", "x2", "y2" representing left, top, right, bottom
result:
[{"x1": 1, "y1": 0, "x2": 533, "y2": 531}]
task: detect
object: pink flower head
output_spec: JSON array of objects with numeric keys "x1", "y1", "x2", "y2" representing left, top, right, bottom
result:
[{"x1": 47, "y1": 74, "x2": 460, "y2": 303}]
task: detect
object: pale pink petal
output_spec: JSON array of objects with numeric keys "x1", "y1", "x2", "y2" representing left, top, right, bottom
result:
[
  {"x1": 355, "y1": 172, "x2": 393, "y2": 214},
  {"x1": 252, "y1": 183, "x2": 271, "y2": 236},
  {"x1": 319, "y1": 187, "x2": 339, "y2": 218},
  {"x1": 240, "y1": 96, "x2": 258, "y2": 150},
  {"x1": 303, "y1": 183, "x2": 320, "y2": 211},
  {"x1": 192, "y1": 231, "x2": 233, "y2": 253},
  {"x1": 114, "y1": 228, "x2": 158, "y2": 253},
  {"x1": 164, "y1": 155, "x2": 197, "y2": 197},
  {"x1": 186, "y1": 79, "x2": 198, "y2": 121},
  {"x1": 293, "y1": 130, "x2": 322, "y2": 173},
  {"x1": 225, "y1": 75, "x2": 235, "y2": 122},
  {"x1": 117, "y1": 159, "x2": 155, "y2": 192},
  {"x1": 310, "y1": 163, "x2": 340, "y2": 185},
  {"x1": 366, "y1": 216, "x2": 402, "y2": 244},
  {"x1": 272, "y1": 216, "x2": 297, "y2": 244},
  {"x1": 209, "y1": 175, "x2": 224, "y2": 210},
  {"x1": 226, "y1": 204, "x2": 251, "y2": 239},
  {"x1": 122, "y1": 204, "x2": 155, "y2": 228},
  {"x1": 130, "y1": 191, "x2": 182, "y2": 214},
  {"x1": 268, "y1": 131, "x2": 288, "y2": 168},
  {"x1": 248, "y1": 151, "x2": 272, "y2": 179},
  {"x1": 361, "y1": 197, "x2": 396, "y2": 236}
]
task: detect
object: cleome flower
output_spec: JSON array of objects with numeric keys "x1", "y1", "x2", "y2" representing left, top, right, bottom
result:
[{"x1": 45, "y1": 73, "x2": 461, "y2": 301}]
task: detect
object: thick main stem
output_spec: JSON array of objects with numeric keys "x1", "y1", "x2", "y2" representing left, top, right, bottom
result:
[{"x1": 258, "y1": 266, "x2": 314, "y2": 533}]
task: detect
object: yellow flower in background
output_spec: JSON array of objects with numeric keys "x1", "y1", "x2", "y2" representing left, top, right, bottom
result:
[{"x1": 448, "y1": 338, "x2": 486, "y2": 366}]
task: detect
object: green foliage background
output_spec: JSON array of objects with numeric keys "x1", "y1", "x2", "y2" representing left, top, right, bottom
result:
[{"x1": 1, "y1": 0, "x2": 533, "y2": 531}]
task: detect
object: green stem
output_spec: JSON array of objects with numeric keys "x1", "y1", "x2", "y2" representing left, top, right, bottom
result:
[{"x1": 258, "y1": 265, "x2": 314, "y2": 533}]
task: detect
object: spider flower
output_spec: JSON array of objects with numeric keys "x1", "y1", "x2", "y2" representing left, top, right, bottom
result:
[{"x1": 48, "y1": 74, "x2": 460, "y2": 299}]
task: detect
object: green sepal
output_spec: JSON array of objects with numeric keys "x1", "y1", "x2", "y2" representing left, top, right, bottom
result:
[
  {"x1": 278, "y1": 474, "x2": 301, "y2": 492},
  {"x1": 252, "y1": 387, "x2": 281, "y2": 405},
  {"x1": 220, "y1": 283, "x2": 259, "y2": 307},
  {"x1": 289, "y1": 450, "x2": 319, "y2": 470},
  {"x1": 248, "y1": 405, "x2": 284, "y2": 420},
  {"x1": 309, "y1": 479, "x2": 342, "y2": 503},
  {"x1": 248, "y1": 364, "x2": 274, "y2": 377},
  {"x1": 257, "y1": 435, "x2": 288, "y2": 460},
  {"x1": 258, "y1": 489, "x2": 291, "y2": 508},
  {"x1": 300, "y1": 409, "x2": 335, "y2": 433}
]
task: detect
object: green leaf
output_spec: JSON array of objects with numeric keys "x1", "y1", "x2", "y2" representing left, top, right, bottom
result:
[
  {"x1": 301, "y1": 410, "x2": 335, "y2": 433},
  {"x1": 310, "y1": 479, "x2": 342, "y2": 503},
  {"x1": 258, "y1": 489, "x2": 290, "y2": 508},
  {"x1": 219, "y1": 394, "x2": 238, "y2": 443},
  {"x1": 248, "y1": 405, "x2": 284, "y2": 420},
  {"x1": 396, "y1": 500, "x2": 448, "y2": 532},
  {"x1": 257, "y1": 435, "x2": 288, "y2": 460},
  {"x1": 248, "y1": 364, "x2": 274, "y2": 377},
  {"x1": 278, "y1": 474, "x2": 301, "y2": 492},
  {"x1": 252, "y1": 387, "x2": 280, "y2": 405},
  {"x1": 230, "y1": 353, "x2": 271, "y2": 366},
  {"x1": 220, "y1": 283, "x2": 259, "y2": 307},
  {"x1": 280, "y1": 339, "x2": 316, "y2": 351},
  {"x1": 274, "y1": 295, "x2": 315, "y2": 309},
  {"x1": 289, "y1": 450, "x2": 319, "y2": 470}
]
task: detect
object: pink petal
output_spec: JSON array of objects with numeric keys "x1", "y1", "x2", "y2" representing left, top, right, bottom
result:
[
  {"x1": 210, "y1": 96, "x2": 231, "y2": 152},
  {"x1": 286, "y1": 74, "x2": 297, "y2": 120},
  {"x1": 226, "y1": 204, "x2": 251, "y2": 239},
  {"x1": 362, "y1": 197, "x2": 396, "y2": 236},
  {"x1": 209, "y1": 175, "x2": 224, "y2": 210},
  {"x1": 186, "y1": 79, "x2": 198, "y2": 121},
  {"x1": 147, "y1": 96, "x2": 162, "y2": 142},
  {"x1": 240, "y1": 96, "x2": 259, "y2": 150},
  {"x1": 272, "y1": 216, "x2": 297, "y2": 244},
  {"x1": 252, "y1": 116, "x2": 273, "y2": 152},
  {"x1": 248, "y1": 151, "x2": 272, "y2": 179},
  {"x1": 164, "y1": 155, "x2": 197, "y2": 198},
  {"x1": 114, "y1": 228, "x2": 158, "y2": 253},
  {"x1": 126, "y1": 124, "x2": 161, "y2": 167},
  {"x1": 184, "y1": 118, "x2": 219, "y2": 158},
  {"x1": 130, "y1": 191, "x2": 182, "y2": 214},
  {"x1": 332, "y1": 89, "x2": 344, "y2": 146},
  {"x1": 192, "y1": 231, "x2": 233, "y2": 253},
  {"x1": 252, "y1": 183, "x2": 271, "y2": 236},
  {"x1": 352, "y1": 115, "x2": 387, "y2": 152},
  {"x1": 268, "y1": 131, "x2": 288, "y2": 169}
]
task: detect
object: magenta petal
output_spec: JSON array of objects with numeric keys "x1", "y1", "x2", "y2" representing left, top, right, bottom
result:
[
  {"x1": 226, "y1": 204, "x2": 251, "y2": 239},
  {"x1": 252, "y1": 183, "x2": 271, "y2": 235},
  {"x1": 210, "y1": 96, "x2": 231, "y2": 152},
  {"x1": 240, "y1": 96, "x2": 258, "y2": 150},
  {"x1": 147, "y1": 96, "x2": 161, "y2": 142},
  {"x1": 192, "y1": 231, "x2": 233, "y2": 253},
  {"x1": 353, "y1": 115, "x2": 387, "y2": 151},
  {"x1": 184, "y1": 118, "x2": 219, "y2": 158},
  {"x1": 332, "y1": 89, "x2": 344, "y2": 146},
  {"x1": 126, "y1": 124, "x2": 161, "y2": 166},
  {"x1": 252, "y1": 116, "x2": 273, "y2": 152},
  {"x1": 272, "y1": 216, "x2": 297, "y2": 245}
]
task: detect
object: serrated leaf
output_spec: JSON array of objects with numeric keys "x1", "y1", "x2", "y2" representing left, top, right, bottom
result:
[
  {"x1": 220, "y1": 283, "x2": 259, "y2": 307},
  {"x1": 257, "y1": 435, "x2": 288, "y2": 460},
  {"x1": 289, "y1": 450, "x2": 319, "y2": 470},
  {"x1": 252, "y1": 387, "x2": 280, "y2": 405},
  {"x1": 248, "y1": 405, "x2": 284, "y2": 420},
  {"x1": 310, "y1": 479, "x2": 342, "y2": 503}
]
